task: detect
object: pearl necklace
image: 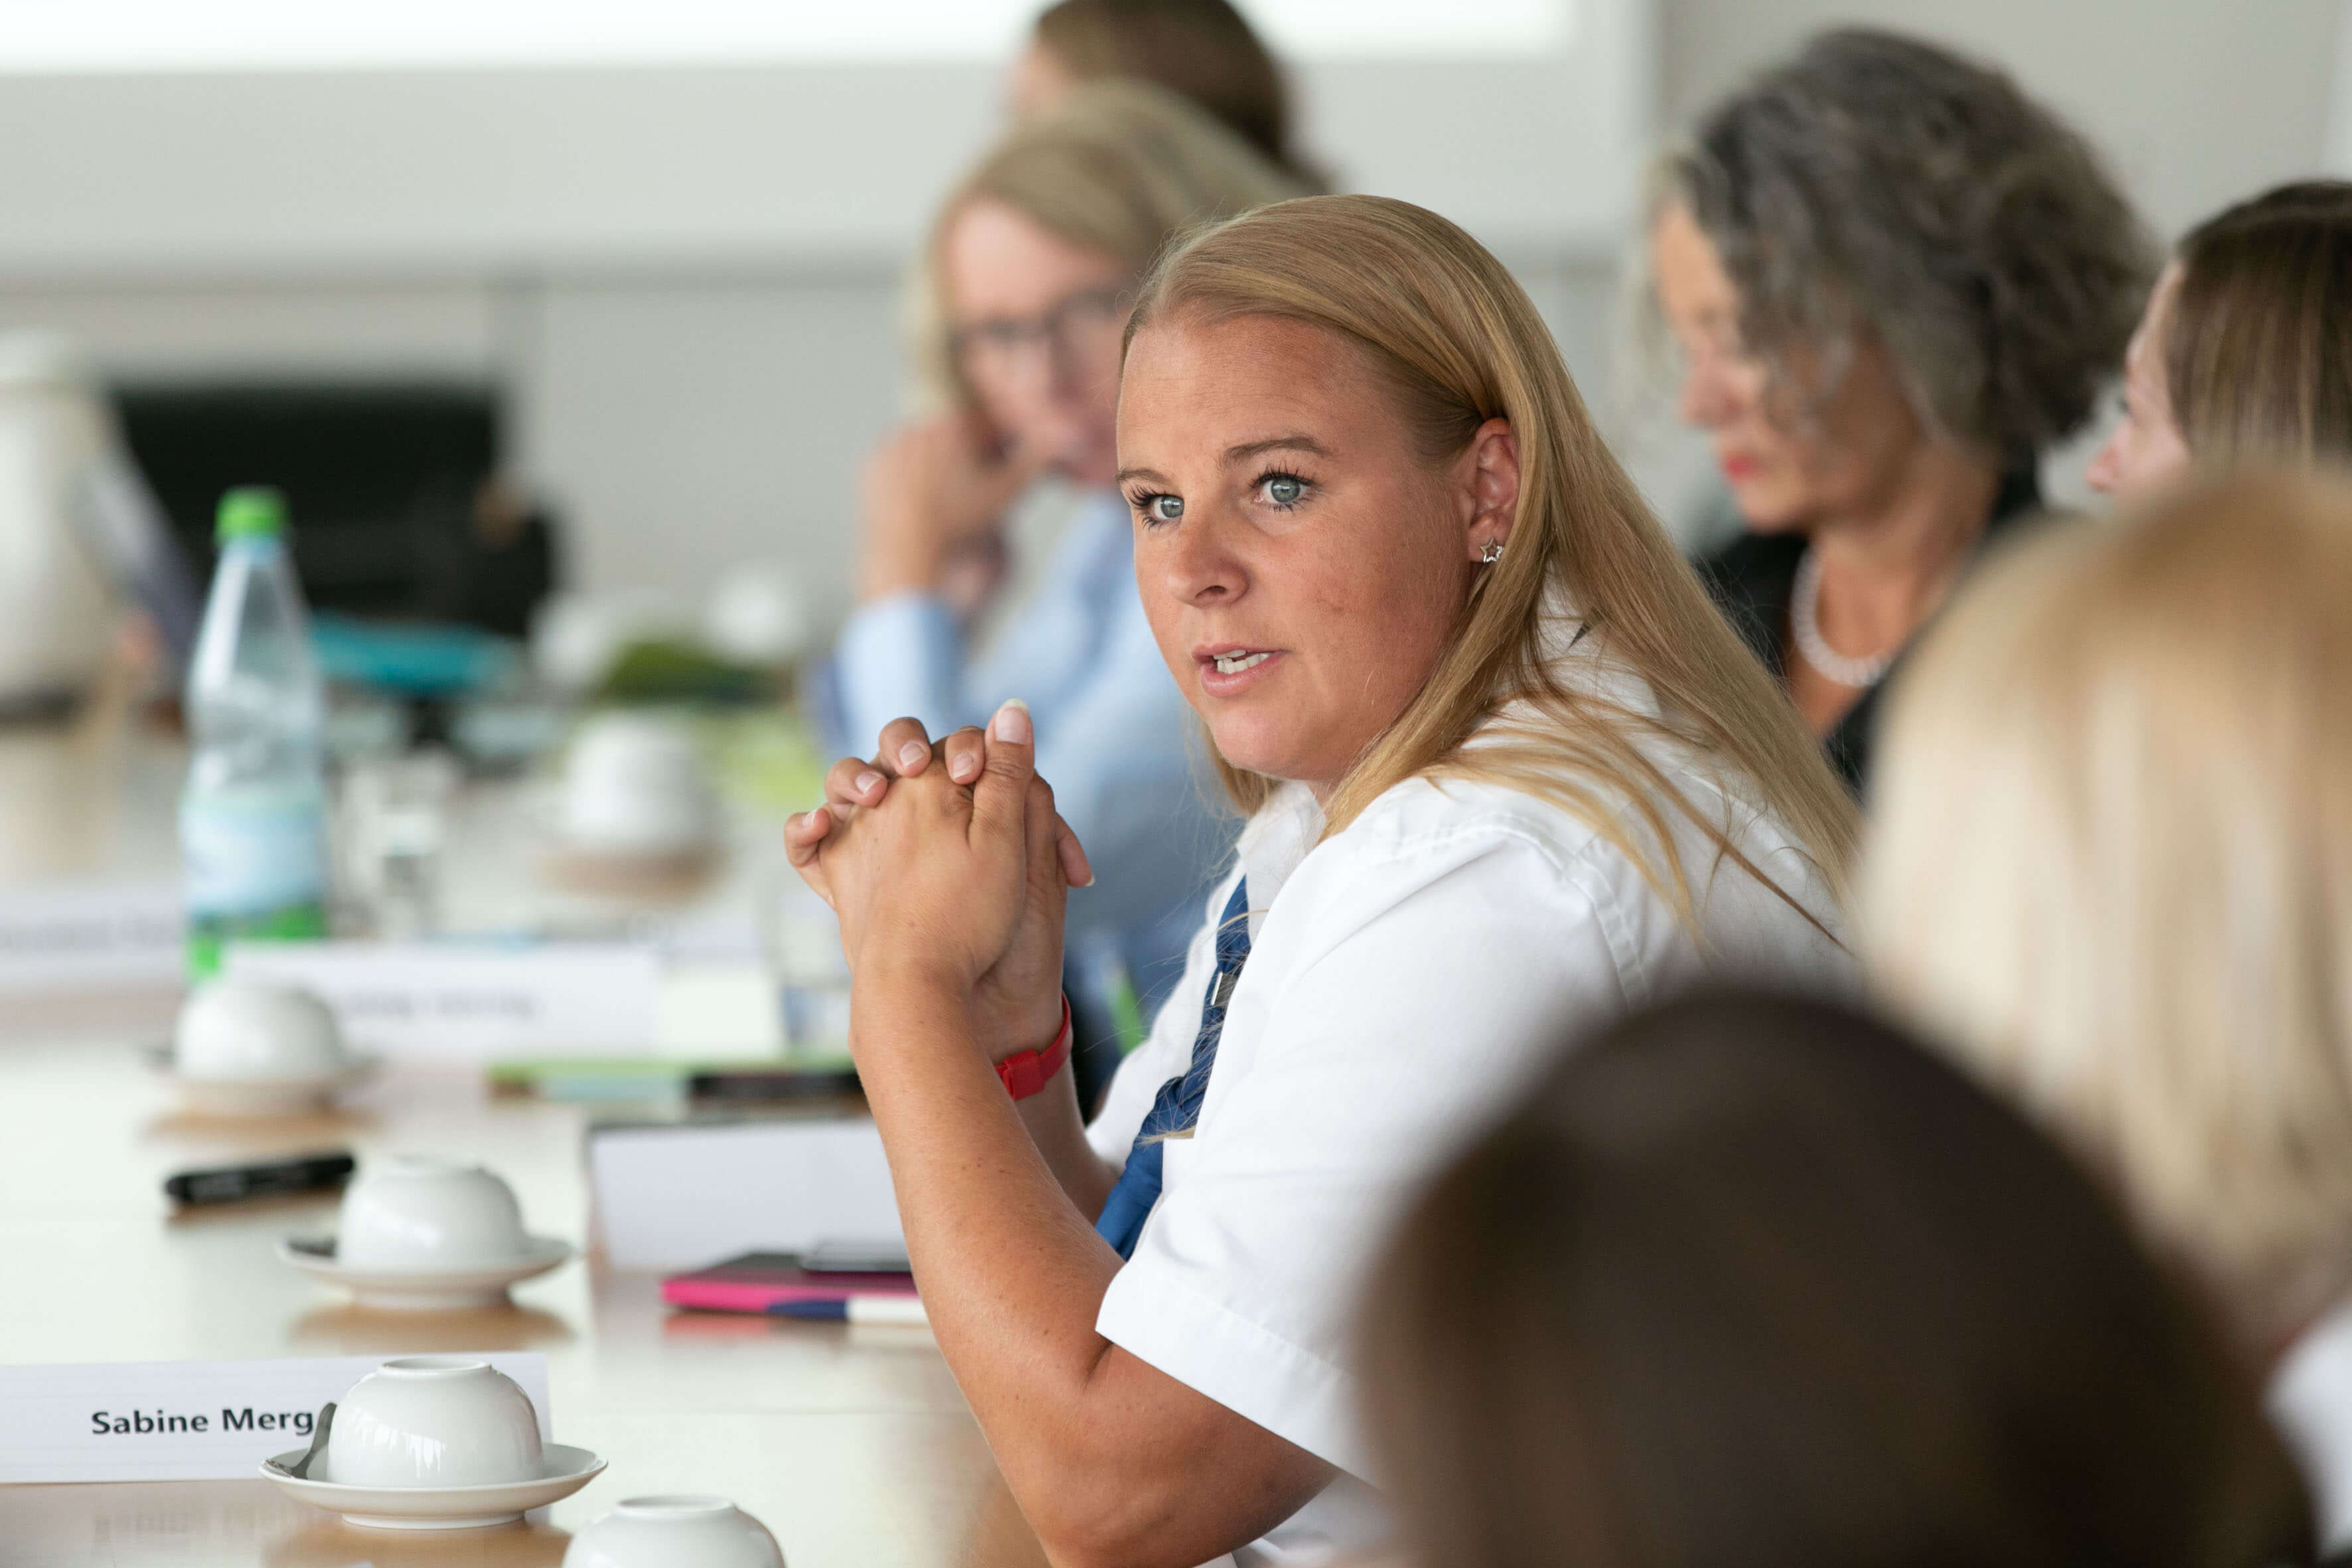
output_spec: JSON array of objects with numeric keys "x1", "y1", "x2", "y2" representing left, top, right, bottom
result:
[{"x1": 1790, "y1": 546, "x2": 1896, "y2": 689}]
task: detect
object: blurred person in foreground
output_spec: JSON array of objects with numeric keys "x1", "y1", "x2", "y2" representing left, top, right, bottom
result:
[
  {"x1": 1362, "y1": 990, "x2": 2312, "y2": 1568},
  {"x1": 1010, "y1": 0, "x2": 1320, "y2": 188},
  {"x1": 1650, "y1": 28, "x2": 2151, "y2": 792},
  {"x1": 787, "y1": 195, "x2": 1853, "y2": 1567},
  {"x1": 1862, "y1": 471, "x2": 2352, "y2": 1550},
  {"x1": 821, "y1": 84, "x2": 1306, "y2": 1079},
  {"x1": 2090, "y1": 181, "x2": 2352, "y2": 498}
]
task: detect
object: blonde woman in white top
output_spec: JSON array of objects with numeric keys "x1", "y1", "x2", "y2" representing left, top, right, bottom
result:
[
  {"x1": 786, "y1": 195, "x2": 1855, "y2": 1568},
  {"x1": 1861, "y1": 471, "x2": 2352, "y2": 1551}
]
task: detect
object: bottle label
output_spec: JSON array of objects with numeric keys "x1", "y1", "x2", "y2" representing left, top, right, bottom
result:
[
  {"x1": 181, "y1": 791, "x2": 329, "y2": 977},
  {"x1": 181, "y1": 789, "x2": 328, "y2": 933},
  {"x1": 184, "y1": 905, "x2": 327, "y2": 980}
]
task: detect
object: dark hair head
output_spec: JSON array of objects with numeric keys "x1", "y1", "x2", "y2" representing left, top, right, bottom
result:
[
  {"x1": 2167, "y1": 180, "x2": 2352, "y2": 467},
  {"x1": 1661, "y1": 27, "x2": 2154, "y2": 460},
  {"x1": 1360, "y1": 990, "x2": 2311, "y2": 1568},
  {"x1": 1031, "y1": 0, "x2": 1312, "y2": 185}
]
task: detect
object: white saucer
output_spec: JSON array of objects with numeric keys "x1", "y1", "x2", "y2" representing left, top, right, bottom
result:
[
  {"x1": 556, "y1": 821, "x2": 718, "y2": 858},
  {"x1": 277, "y1": 1234, "x2": 574, "y2": 1310},
  {"x1": 262, "y1": 1441, "x2": 605, "y2": 1529},
  {"x1": 168, "y1": 1056, "x2": 378, "y2": 1115}
]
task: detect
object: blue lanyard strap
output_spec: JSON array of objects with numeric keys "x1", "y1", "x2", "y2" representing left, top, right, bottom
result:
[{"x1": 1094, "y1": 878, "x2": 1251, "y2": 1260}]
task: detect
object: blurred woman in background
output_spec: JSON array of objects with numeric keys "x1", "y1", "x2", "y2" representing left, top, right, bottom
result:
[
  {"x1": 789, "y1": 195, "x2": 1852, "y2": 1567},
  {"x1": 822, "y1": 83, "x2": 1304, "y2": 1084},
  {"x1": 1863, "y1": 472, "x2": 2352, "y2": 1549},
  {"x1": 1651, "y1": 27, "x2": 2150, "y2": 791},
  {"x1": 1362, "y1": 990, "x2": 2312, "y2": 1568},
  {"x1": 2089, "y1": 181, "x2": 2352, "y2": 498},
  {"x1": 1010, "y1": 0, "x2": 1319, "y2": 187}
]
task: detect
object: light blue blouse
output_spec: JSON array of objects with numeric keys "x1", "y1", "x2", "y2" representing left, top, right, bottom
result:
[{"x1": 818, "y1": 490, "x2": 1233, "y2": 1020}]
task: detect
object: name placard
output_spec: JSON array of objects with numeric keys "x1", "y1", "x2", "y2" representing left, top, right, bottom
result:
[
  {"x1": 225, "y1": 942, "x2": 661, "y2": 1059},
  {"x1": 0, "y1": 1353, "x2": 550, "y2": 1483},
  {"x1": 0, "y1": 880, "x2": 184, "y2": 994}
]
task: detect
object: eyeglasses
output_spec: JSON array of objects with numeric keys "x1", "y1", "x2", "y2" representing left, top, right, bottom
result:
[{"x1": 949, "y1": 285, "x2": 1131, "y2": 382}]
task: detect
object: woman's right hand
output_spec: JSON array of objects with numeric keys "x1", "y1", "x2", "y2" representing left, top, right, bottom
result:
[
  {"x1": 857, "y1": 415, "x2": 1044, "y2": 601},
  {"x1": 787, "y1": 713, "x2": 1091, "y2": 1062}
]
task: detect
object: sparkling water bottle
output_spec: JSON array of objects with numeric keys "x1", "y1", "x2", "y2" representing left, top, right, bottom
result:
[{"x1": 181, "y1": 487, "x2": 329, "y2": 975}]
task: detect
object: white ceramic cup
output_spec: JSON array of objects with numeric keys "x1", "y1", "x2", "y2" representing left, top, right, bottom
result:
[
  {"x1": 336, "y1": 1156, "x2": 532, "y2": 1272},
  {"x1": 173, "y1": 979, "x2": 347, "y2": 1083},
  {"x1": 325, "y1": 1357, "x2": 544, "y2": 1489},
  {"x1": 562, "y1": 1496, "x2": 786, "y2": 1568},
  {"x1": 559, "y1": 713, "x2": 716, "y2": 856}
]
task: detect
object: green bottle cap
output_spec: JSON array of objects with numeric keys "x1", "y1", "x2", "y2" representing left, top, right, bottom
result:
[{"x1": 215, "y1": 487, "x2": 288, "y2": 542}]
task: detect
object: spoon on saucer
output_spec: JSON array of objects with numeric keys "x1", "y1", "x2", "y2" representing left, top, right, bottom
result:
[{"x1": 288, "y1": 1401, "x2": 335, "y2": 1479}]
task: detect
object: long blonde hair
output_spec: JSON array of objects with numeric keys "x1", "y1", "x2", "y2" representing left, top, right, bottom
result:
[
  {"x1": 912, "y1": 80, "x2": 1307, "y2": 414},
  {"x1": 1862, "y1": 471, "x2": 2352, "y2": 1344},
  {"x1": 1127, "y1": 195, "x2": 1858, "y2": 921}
]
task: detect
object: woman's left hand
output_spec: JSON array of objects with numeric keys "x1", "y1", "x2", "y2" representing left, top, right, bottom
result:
[{"x1": 788, "y1": 704, "x2": 1087, "y2": 1050}]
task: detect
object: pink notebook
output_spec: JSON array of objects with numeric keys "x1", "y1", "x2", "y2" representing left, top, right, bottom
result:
[{"x1": 661, "y1": 1251, "x2": 917, "y2": 1314}]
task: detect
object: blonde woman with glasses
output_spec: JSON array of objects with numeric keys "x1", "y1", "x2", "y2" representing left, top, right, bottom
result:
[
  {"x1": 789, "y1": 195, "x2": 1853, "y2": 1567},
  {"x1": 818, "y1": 83, "x2": 1306, "y2": 1088},
  {"x1": 1862, "y1": 472, "x2": 2352, "y2": 1555}
]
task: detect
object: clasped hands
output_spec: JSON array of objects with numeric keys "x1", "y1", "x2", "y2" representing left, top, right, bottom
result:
[{"x1": 785, "y1": 704, "x2": 1093, "y2": 1063}]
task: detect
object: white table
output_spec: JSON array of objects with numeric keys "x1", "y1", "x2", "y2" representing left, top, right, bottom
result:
[{"x1": 0, "y1": 708, "x2": 1037, "y2": 1567}]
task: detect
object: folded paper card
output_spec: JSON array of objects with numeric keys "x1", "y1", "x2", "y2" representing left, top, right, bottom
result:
[
  {"x1": 0, "y1": 1353, "x2": 549, "y2": 1483},
  {"x1": 0, "y1": 880, "x2": 183, "y2": 994},
  {"x1": 225, "y1": 942, "x2": 661, "y2": 1059},
  {"x1": 589, "y1": 1116, "x2": 902, "y2": 1271}
]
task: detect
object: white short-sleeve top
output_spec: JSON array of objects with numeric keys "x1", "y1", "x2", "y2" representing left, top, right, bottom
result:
[{"x1": 1083, "y1": 624, "x2": 1853, "y2": 1567}]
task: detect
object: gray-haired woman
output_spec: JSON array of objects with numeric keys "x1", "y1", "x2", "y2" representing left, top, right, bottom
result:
[{"x1": 1650, "y1": 27, "x2": 2153, "y2": 792}]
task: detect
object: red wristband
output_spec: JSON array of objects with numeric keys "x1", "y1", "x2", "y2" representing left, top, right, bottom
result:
[{"x1": 996, "y1": 996, "x2": 1073, "y2": 1101}]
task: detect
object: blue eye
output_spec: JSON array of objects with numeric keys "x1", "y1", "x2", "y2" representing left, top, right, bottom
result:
[
  {"x1": 1147, "y1": 495, "x2": 1184, "y2": 522},
  {"x1": 1255, "y1": 471, "x2": 1311, "y2": 509}
]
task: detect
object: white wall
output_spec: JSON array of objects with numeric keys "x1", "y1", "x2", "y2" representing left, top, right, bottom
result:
[
  {"x1": 0, "y1": 3, "x2": 1652, "y2": 627},
  {"x1": 2327, "y1": 0, "x2": 2352, "y2": 171},
  {"x1": 0, "y1": 0, "x2": 2343, "y2": 627},
  {"x1": 0, "y1": 60, "x2": 1645, "y2": 274},
  {"x1": 0, "y1": 1, "x2": 1648, "y2": 274},
  {"x1": 516, "y1": 272, "x2": 903, "y2": 613},
  {"x1": 0, "y1": 259, "x2": 1626, "y2": 631}
]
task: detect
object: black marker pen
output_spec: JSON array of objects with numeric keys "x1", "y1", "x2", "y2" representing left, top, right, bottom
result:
[
  {"x1": 686, "y1": 1067, "x2": 860, "y2": 1103},
  {"x1": 163, "y1": 1151, "x2": 356, "y2": 1207}
]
